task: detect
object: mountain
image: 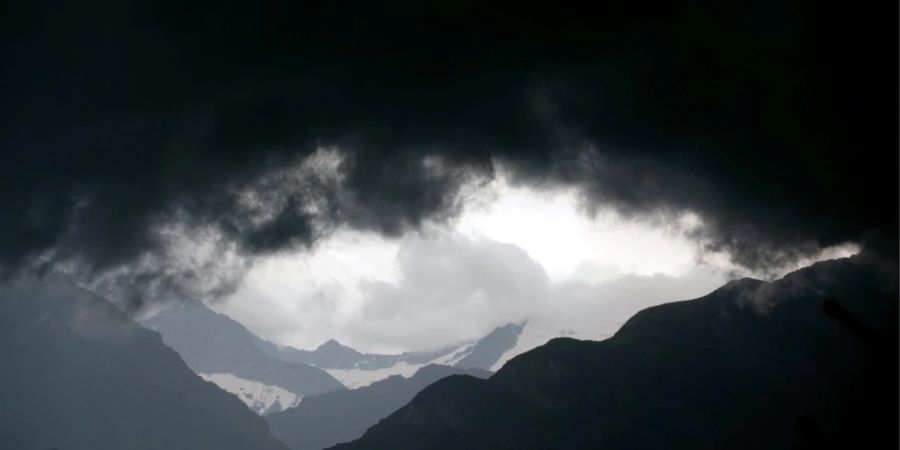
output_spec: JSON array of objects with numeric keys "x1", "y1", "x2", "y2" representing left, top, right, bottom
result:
[
  {"x1": 0, "y1": 278, "x2": 288, "y2": 450},
  {"x1": 266, "y1": 364, "x2": 491, "y2": 450},
  {"x1": 142, "y1": 302, "x2": 344, "y2": 414},
  {"x1": 258, "y1": 337, "x2": 401, "y2": 370},
  {"x1": 331, "y1": 253, "x2": 898, "y2": 450},
  {"x1": 146, "y1": 300, "x2": 521, "y2": 396},
  {"x1": 259, "y1": 325, "x2": 523, "y2": 373},
  {"x1": 315, "y1": 323, "x2": 520, "y2": 389}
]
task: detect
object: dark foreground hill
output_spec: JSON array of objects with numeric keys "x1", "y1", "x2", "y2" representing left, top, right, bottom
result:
[
  {"x1": 267, "y1": 364, "x2": 490, "y2": 450},
  {"x1": 332, "y1": 253, "x2": 898, "y2": 450},
  {"x1": 0, "y1": 278, "x2": 288, "y2": 450}
]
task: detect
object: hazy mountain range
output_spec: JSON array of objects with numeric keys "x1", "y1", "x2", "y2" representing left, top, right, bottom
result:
[
  {"x1": 257, "y1": 322, "x2": 524, "y2": 374},
  {"x1": 142, "y1": 303, "x2": 345, "y2": 414},
  {"x1": 143, "y1": 301, "x2": 524, "y2": 410}
]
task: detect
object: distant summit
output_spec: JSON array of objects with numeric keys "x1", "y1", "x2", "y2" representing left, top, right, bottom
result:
[
  {"x1": 316, "y1": 339, "x2": 344, "y2": 353},
  {"x1": 254, "y1": 321, "x2": 526, "y2": 389},
  {"x1": 312, "y1": 323, "x2": 525, "y2": 389},
  {"x1": 317, "y1": 338, "x2": 348, "y2": 350},
  {"x1": 310, "y1": 338, "x2": 366, "y2": 365},
  {"x1": 258, "y1": 336, "x2": 400, "y2": 371}
]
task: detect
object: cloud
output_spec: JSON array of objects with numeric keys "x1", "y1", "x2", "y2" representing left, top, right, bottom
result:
[
  {"x1": 348, "y1": 235, "x2": 551, "y2": 351},
  {"x1": 221, "y1": 231, "x2": 728, "y2": 353},
  {"x1": 348, "y1": 233, "x2": 733, "y2": 352},
  {"x1": 1, "y1": 0, "x2": 895, "y2": 305}
]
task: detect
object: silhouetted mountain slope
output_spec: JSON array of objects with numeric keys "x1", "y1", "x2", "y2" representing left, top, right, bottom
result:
[
  {"x1": 143, "y1": 302, "x2": 344, "y2": 412},
  {"x1": 332, "y1": 253, "x2": 898, "y2": 450},
  {"x1": 0, "y1": 278, "x2": 288, "y2": 450},
  {"x1": 266, "y1": 364, "x2": 490, "y2": 450},
  {"x1": 354, "y1": 373, "x2": 554, "y2": 450}
]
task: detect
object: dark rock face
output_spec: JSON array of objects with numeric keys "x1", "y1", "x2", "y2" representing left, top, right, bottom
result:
[
  {"x1": 332, "y1": 253, "x2": 898, "y2": 450},
  {"x1": 142, "y1": 302, "x2": 345, "y2": 397},
  {"x1": 266, "y1": 364, "x2": 490, "y2": 450},
  {"x1": 0, "y1": 279, "x2": 288, "y2": 450}
]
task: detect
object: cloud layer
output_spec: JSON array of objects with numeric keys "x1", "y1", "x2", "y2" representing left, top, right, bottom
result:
[{"x1": 2, "y1": 1, "x2": 895, "y2": 303}]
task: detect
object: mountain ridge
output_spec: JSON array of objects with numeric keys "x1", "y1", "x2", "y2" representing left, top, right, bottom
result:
[{"x1": 331, "y1": 253, "x2": 898, "y2": 449}]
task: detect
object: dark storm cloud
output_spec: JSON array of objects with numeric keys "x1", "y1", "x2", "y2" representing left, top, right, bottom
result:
[{"x1": 1, "y1": 1, "x2": 896, "y2": 290}]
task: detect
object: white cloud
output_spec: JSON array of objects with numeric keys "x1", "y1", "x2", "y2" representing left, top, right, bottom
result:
[
  {"x1": 454, "y1": 176, "x2": 703, "y2": 280},
  {"x1": 346, "y1": 234, "x2": 550, "y2": 352}
]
